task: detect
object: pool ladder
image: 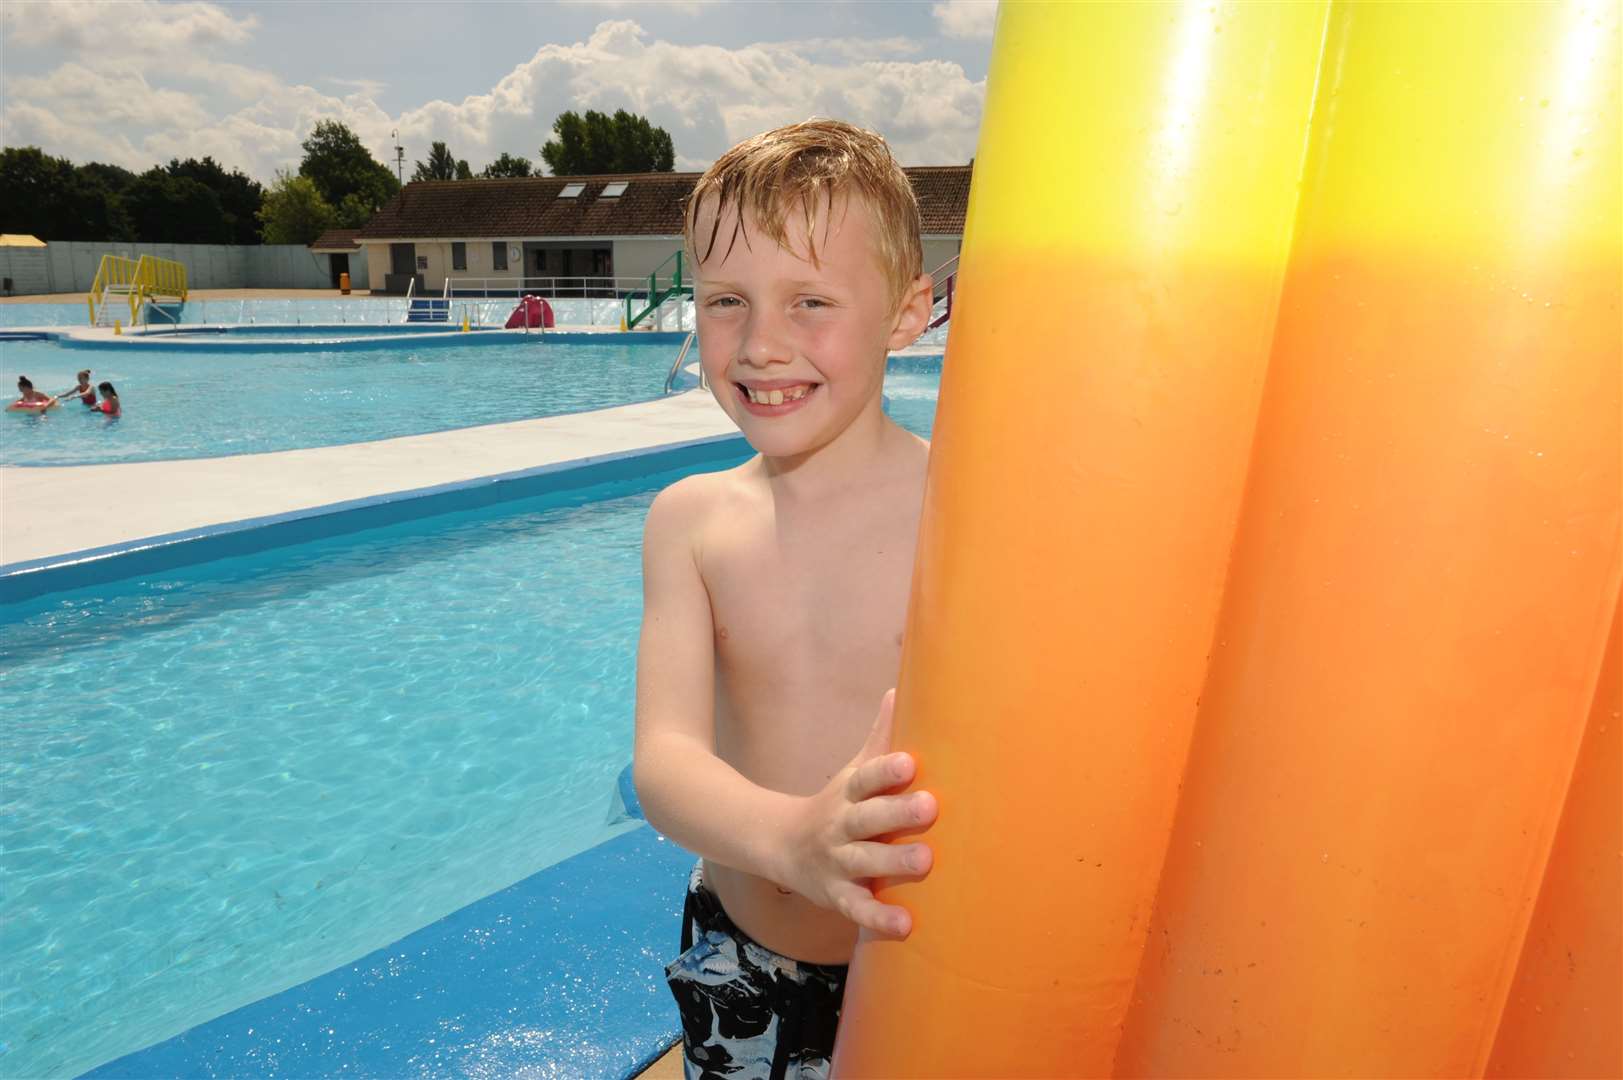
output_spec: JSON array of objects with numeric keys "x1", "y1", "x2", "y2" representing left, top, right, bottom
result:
[{"x1": 663, "y1": 331, "x2": 703, "y2": 394}]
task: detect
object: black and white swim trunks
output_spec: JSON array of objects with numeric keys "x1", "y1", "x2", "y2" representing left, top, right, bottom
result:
[{"x1": 665, "y1": 863, "x2": 848, "y2": 1080}]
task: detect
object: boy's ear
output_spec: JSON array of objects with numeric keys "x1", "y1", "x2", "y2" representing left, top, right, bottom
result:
[{"x1": 887, "y1": 272, "x2": 935, "y2": 350}]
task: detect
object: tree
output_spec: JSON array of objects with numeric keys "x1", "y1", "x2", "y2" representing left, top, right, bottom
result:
[
  {"x1": 77, "y1": 161, "x2": 138, "y2": 195},
  {"x1": 257, "y1": 171, "x2": 336, "y2": 244},
  {"x1": 165, "y1": 156, "x2": 262, "y2": 244},
  {"x1": 412, "y1": 140, "x2": 471, "y2": 182},
  {"x1": 481, "y1": 152, "x2": 533, "y2": 178},
  {"x1": 541, "y1": 109, "x2": 675, "y2": 175},
  {"x1": 124, "y1": 169, "x2": 230, "y2": 243},
  {"x1": 0, "y1": 147, "x2": 133, "y2": 240},
  {"x1": 298, "y1": 119, "x2": 398, "y2": 219}
]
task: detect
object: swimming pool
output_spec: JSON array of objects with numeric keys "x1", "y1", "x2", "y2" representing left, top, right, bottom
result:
[
  {"x1": 1, "y1": 367, "x2": 942, "y2": 1079},
  {"x1": 0, "y1": 337, "x2": 676, "y2": 466},
  {"x1": 0, "y1": 458, "x2": 723, "y2": 1078},
  {"x1": 884, "y1": 354, "x2": 943, "y2": 439}
]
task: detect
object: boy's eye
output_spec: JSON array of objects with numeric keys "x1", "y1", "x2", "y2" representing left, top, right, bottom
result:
[
  {"x1": 706, "y1": 296, "x2": 742, "y2": 309},
  {"x1": 799, "y1": 297, "x2": 831, "y2": 309}
]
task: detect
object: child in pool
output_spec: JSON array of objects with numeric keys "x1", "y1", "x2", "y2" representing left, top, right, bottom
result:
[
  {"x1": 93, "y1": 382, "x2": 120, "y2": 417},
  {"x1": 633, "y1": 119, "x2": 939, "y2": 1080},
  {"x1": 55, "y1": 369, "x2": 96, "y2": 407},
  {"x1": 9, "y1": 376, "x2": 57, "y2": 412}
]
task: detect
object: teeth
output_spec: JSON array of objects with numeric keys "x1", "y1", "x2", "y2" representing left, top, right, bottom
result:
[{"x1": 744, "y1": 384, "x2": 812, "y2": 405}]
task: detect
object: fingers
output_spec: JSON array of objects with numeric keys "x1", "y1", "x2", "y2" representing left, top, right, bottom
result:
[
  {"x1": 845, "y1": 749, "x2": 915, "y2": 803},
  {"x1": 836, "y1": 839, "x2": 933, "y2": 881},
  {"x1": 843, "y1": 789, "x2": 938, "y2": 841},
  {"x1": 831, "y1": 882, "x2": 913, "y2": 939}
]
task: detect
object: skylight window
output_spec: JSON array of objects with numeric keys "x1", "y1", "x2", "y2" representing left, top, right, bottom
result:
[
  {"x1": 558, "y1": 183, "x2": 585, "y2": 198},
  {"x1": 601, "y1": 181, "x2": 629, "y2": 198}
]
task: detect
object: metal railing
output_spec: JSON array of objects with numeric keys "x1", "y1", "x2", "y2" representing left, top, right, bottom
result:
[
  {"x1": 445, "y1": 275, "x2": 663, "y2": 300},
  {"x1": 626, "y1": 251, "x2": 691, "y2": 330},
  {"x1": 87, "y1": 254, "x2": 140, "y2": 326},
  {"x1": 927, "y1": 253, "x2": 959, "y2": 330},
  {"x1": 664, "y1": 331, "x2": 697, "y2": 393},
  {"x1": 88, "y1": 254, "x2": 188, "y2": 327}
]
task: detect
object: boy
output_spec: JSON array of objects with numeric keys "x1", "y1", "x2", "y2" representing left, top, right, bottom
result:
[{"x1": 634, "y1": 119, "x2": 941, "y2": 1079}]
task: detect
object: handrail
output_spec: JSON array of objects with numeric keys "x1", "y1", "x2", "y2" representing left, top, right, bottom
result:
[
  {"x1": 87, "y1": 254, "x2": 140, "y2": 326},
  {"x1": 664, "y1": 331, "x2": 697, "y2": 393},
  {"x1": 626, "y1": 250, "x2": 690, "y2": 330},
  {"x1": 926, "y1": 252, "x2": 960, "y2": 330},
  {"x1": 401, "y1": 275, "x2": 416, "y2": 322},
  {"x1": 87, "y1": 254, "x2": 187, "y2": 326},
  {"x1": 446, "y1": 274, "x2": 661, "y2": 299},
  {"x1": 142, "y1": 300, "x2": 180, "y2": 327}
]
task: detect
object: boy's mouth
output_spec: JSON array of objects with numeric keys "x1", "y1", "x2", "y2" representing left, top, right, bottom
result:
[{"x1": 734, "y1": 380, "x2": 819, "y2": 413}]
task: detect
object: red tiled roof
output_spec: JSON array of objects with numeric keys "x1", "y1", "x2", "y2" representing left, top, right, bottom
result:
[
  {"x1": 308, "y1": 228, "x2": 362, "y2": 251},
  {"x1": 355, "y1": 166, "x2": 973, "y2": 242},
  {"x1": 904, "y1": 166, "x2": 974, "y2": 234}
]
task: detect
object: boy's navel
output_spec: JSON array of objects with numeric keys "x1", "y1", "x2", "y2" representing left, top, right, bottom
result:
[{"x1": 717, "y1": 625, "x2": 730, "y2": 640}]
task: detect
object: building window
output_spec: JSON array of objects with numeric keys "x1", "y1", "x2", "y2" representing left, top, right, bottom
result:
[
  {"x1": 492, "y1": 242, "x2": 507, "y2": 271},
  {"x1": 601, "y1": 181, "x2": 628, "y2": 198},
  {"x1": 451, "y1": 242, "x2": 467, "y2": 271},
  {"x1": 558, "y1": 183, "x2": 585, "y2": 198}
]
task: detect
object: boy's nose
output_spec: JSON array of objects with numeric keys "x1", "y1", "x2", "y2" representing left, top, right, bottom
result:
[{"x1": 739, "y1": 311, "x2": 792, "y2": 366}]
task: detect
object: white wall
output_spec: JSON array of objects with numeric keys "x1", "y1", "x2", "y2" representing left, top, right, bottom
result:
[
  {"x1": 0, "y1": 248, "x2": 52, "y2": 295},
  {"x1": 614, "y1": 238, "x2": 686, "y2": 283},
  {"x1": 6, "y1": 241, "x2": 370, "y2": 294},
  {"x1": 922, "y1": 235, "x2": 962, "y2": 277}
]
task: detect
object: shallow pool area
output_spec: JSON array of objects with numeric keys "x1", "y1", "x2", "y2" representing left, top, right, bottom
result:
[
  {"x1": 0, "y1": 337, "x2": 676, "y2": 466},
  {"x1": 0, "y1": 458, "x2": 737, "y2": 1078}
]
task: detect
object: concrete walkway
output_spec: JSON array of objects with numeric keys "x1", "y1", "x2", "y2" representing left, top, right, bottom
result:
[{"x1": 1, "y1": 387, "x2": 734, "y2": 568}]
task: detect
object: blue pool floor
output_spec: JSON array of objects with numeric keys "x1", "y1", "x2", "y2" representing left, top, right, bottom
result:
[{"x1": 86, "y1": 826, "x2": 696, "y2": 1079}]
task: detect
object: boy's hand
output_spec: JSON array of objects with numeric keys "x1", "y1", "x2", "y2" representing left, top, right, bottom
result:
[{"x1": 779, "y1": 689, "x2": 938, "y2": 939}]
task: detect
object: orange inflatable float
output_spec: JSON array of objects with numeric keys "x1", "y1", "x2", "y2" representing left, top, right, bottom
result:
[{"x1": 833, "y1": 3, "x2": 1620, "y2": 1077}]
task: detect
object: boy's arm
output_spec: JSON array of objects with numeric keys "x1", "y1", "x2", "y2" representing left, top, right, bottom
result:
[
  {"x1": 632, "y1": 480, "x2": 937, "y2": 937},
  {"x1": 633, "y1": 478, "x2": 803, "y2": 880}
]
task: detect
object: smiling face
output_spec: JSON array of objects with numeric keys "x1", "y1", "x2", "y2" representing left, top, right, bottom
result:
[{"x1": 692, "y1": 192, "x2": 929, "y2": 461}]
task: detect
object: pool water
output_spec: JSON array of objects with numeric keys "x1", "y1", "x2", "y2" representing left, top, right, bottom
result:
[
  {"x1": 0, "y1": 360, "x2": 942, "y2": 1079},
  {"x1": 0, "y1": 338, "x2": 673, "y2": 466},
  {"x1": 0, "y1": 462, "x2": 712, "y2": 1078},
  {"x1": 884, "y1": 355, "x2": 943, "y2": 439}
]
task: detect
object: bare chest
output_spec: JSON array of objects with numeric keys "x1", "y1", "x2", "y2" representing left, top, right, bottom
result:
[{"x1": 703, "y1": 502, "x2": 919, "y2": 703}]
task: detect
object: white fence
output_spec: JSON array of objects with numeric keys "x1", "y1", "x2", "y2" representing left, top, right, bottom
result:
[{"x1": 0, "y1": 240, "x2": 367, "y2": 296}]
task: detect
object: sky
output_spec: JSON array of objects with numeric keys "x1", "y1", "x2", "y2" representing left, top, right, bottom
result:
[{"x1": 0, "y1": 0, "x2": 998, "y2": 183}]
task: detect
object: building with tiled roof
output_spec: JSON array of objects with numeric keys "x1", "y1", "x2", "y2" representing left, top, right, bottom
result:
[
  {"x1": 307, "y1": 229, "x2": 368, "y2": 290},
  {"x1": 355, "y1": 166, "x2": 971, "y2": 295}
]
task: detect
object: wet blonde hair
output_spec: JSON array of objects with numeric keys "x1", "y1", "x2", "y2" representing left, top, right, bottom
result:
[{"x1": 685, "y1": 119, "x2": 923, "y2": 310}]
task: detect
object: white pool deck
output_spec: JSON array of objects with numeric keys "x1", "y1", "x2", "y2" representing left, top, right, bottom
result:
[
  {"x1": 1, "y1": 327, "x2": 942, "y2": 569},
  {"x1": 0, "y1": 323, "x2": 740, "y2": 568}
]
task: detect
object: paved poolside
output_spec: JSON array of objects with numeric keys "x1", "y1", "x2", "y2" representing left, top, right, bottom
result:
[{"x1": 0, "y1": 384, "x2": 733, "y2": 568}]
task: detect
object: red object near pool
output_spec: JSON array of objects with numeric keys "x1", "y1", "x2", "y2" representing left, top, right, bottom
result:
[{"x1": 506, "y1": 296, "x2": 555, "y2": 329}]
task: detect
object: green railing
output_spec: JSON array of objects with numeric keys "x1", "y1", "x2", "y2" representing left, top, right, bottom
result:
[{"x1": 624, "y1": 250, "x2": 692, "y2": 330}]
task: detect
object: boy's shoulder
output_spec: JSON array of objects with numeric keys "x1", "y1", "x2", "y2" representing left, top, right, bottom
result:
[{"x1": 644, "y1": 457, "x2": 762, "y2": 542}]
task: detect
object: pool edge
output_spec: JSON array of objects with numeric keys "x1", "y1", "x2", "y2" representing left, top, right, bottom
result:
[{"x1": 0, "y1": 433, "x2": 747, "y2": 605}]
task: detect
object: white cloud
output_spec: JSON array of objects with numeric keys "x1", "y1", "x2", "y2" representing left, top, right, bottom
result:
[
  {"x1": 2, "y1": 17, "x2": 985, "y2": 182},
  {"x1": 931, "y1": 0, "x2": 997, "y2": 40},
  {"x1": 1, "y1": 0, "x2": 257, "y2": 51}
]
